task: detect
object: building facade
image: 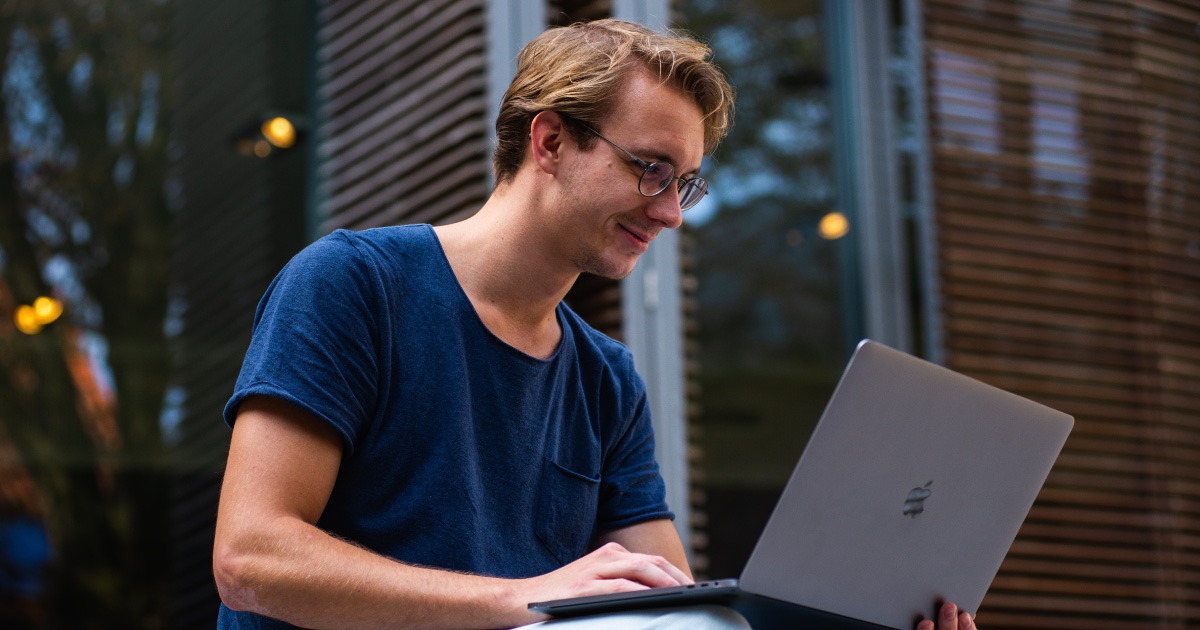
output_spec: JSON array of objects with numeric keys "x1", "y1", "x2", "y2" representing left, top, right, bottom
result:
[{"x1": 0, "y1": 1, "x2": 1196, "y2": 628}]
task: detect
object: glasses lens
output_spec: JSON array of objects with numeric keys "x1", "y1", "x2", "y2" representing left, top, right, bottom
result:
[
  {"x1": 679, "y1": 178, "x2": 708, "y2": 210},
  {"x1": 639, "y1": 162, "x2": 675, "y2": 197}
]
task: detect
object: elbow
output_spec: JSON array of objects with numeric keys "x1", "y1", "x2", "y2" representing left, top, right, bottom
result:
[{"x1": 213, "y1": 539, "x2": 263, "y2": 613}]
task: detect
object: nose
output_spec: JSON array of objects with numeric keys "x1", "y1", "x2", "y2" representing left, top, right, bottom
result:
[{"x1": 646, "y1": 185, "x2": 684, "y2": 230}]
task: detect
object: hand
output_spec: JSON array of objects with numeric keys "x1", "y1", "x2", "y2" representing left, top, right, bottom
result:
[
  {"x1": 509, "y1": 542, "x2": 693, "y2": 624},
  {"x1": 918, "y1": 602, "x2": 976, "y2": 630}
]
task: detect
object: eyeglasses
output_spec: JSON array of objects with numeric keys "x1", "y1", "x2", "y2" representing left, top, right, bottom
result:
[{"x1": 580, "y1": 125, "x2": 708, "y2": 211}]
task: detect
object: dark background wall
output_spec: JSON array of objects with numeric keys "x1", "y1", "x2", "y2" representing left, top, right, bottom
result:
[{"x1": 170, "y1": 0, "x2": 312, "y2": 626}]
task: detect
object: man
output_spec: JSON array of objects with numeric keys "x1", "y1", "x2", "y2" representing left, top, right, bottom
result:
[{"x1": 213, "y1": 18, "x2": 977, "y2": 630}]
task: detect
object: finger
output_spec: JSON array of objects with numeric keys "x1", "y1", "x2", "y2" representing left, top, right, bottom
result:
[
  {"x1": 628, "y1": 553, "x2": 692, "y2": 586},
  {"x1": 590, "y1": 545, "x2": 690, "y2": 585},
  {"x1": 937, "y1": 603, "x2": 959, "y2": 630},
  {"x1": 605, "y1": 578, "x2": 652, "y2": 594},
  {"x1": 572, "y1": 578, "x2": 649, "y2": 598},
  {"x1": 594, "y1": 557, "x2": 680, "y2": 587},
  {"x1": 959, "y1": 611, "x2": 974, "y2": 629},
  {"x1": 642, "y1": 553, "x2": 693, "y2": 585},
  {"x1": 593, "y1": 557, "x2": 683, "y2": 588},
  {"x1": 917, "y1": 621, "x2": 934, "y2": 630}
]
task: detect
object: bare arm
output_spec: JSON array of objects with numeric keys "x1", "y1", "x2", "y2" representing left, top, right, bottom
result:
[{"x1": 213, "y1": 396, "x2": 691, "y2": 630}]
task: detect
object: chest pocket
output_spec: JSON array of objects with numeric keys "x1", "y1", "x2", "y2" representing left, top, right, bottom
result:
[{"x1": 535, "y1": 458, "x2": 600, "y2": 566}]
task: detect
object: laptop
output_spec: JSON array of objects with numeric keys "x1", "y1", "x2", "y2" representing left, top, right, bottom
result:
[{"x1": 529, "y1": 340, "x2": 1074, "y2": 629}]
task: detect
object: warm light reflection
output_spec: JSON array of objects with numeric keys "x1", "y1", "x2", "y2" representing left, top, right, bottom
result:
[
  {"x1": 253, "y1": 140, "x2": 272, "y2": 158},
  {"x1": 261, "y1": 116, "x2": 296, "y2": 149},
  {"x1": 33, "y1": 296, "x2": 62, "y2": 324},
  {"x1": 15, "y1": 305, "x2": 41, "y2": 334},
  {"x1": 13, "y1": 296, "x2": 63, "y2": 334},
  {"x1": 818, "y1": 212, "x2": 849, "y2": 240}
]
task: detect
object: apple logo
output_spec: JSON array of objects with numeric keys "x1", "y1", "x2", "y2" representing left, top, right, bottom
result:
[{"x1": 903, "y1": 481, "x2": 933, "y2": 518}]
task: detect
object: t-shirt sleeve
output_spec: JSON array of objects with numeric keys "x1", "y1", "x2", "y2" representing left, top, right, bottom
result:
[
  {"x1": 596, "y1": 369, "x2": 674, "y2": 530},
  {"x1": 223, "y1": 231, "x2": 382, "y2": 454}
]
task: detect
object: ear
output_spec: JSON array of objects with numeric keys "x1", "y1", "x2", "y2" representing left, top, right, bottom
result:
[{"x1": 529, "y1": 110, "x2": 569, "y2": 175}]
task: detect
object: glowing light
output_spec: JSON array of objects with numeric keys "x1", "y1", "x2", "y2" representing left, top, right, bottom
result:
[
  {"x1": 818, "y1": 212, "x2": 850, "y2": 240},
  {"x1": 261, "y1": 117, "x2": 296, "y2": 149},
  {"x1": 33, "y1": 296, "x2": 63, "y2": 324},
  {"x1": 15, "y1": 305, "x2": 41, "y2": 335},
  {"x1": 253, "y1": 140, "x2": 272, "y2": 158}
]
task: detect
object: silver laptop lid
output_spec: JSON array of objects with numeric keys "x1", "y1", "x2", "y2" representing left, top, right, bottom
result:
[{"x1": 739, "y1": 340, "x2": 1073, "y2": 629}]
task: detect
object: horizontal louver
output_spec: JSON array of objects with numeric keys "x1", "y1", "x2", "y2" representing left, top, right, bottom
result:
[
  {"x1": 925, "y1": 0, "x2": 1200, "y2": 627},
  {"x1": 315, "y1": 0, "x2": 491, "y2": 231}
]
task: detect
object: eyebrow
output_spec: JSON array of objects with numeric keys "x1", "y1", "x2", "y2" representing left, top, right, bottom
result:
[{"x1": 631, "y1": 146, "x2": 702, "y2": 178}]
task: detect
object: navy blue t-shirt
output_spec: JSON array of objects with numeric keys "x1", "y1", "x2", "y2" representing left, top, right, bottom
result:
[{"x1": 218, "y1": 225, "x2": 671, "y2": 628}]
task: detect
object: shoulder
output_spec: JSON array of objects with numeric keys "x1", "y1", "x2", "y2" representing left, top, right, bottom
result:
[
  {"x1": 332, "y1": 224, "x2": 433, "y2": 247},
  {"x1": 281, "y1": 225, "x2": 436, "y2": 284},
  {"x1": 267, "y1": 231, "x2": 378, "y2": 304},
  {"x1": 255, "y1": 226, "x2": 429, "y2": 326},
  {"x1": 315, "y1": 225, "x2": 435, "y2": 262}
]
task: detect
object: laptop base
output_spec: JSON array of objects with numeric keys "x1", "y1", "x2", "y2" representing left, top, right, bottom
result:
[{"x1": 527, "y1": 579, "x2": 741, "y2": 617}]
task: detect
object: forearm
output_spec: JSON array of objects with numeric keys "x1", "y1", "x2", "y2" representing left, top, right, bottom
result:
[
  {"x1": 214, "y1": 401, "x2": 688, "y2": 629},
  {"x1": 215, "y1": 516, "x2": 533, "y2": 630}
]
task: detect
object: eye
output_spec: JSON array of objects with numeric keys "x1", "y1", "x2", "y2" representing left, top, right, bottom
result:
[{"x1": 642, "y1": 162, "x2": 675, "y2": 190}]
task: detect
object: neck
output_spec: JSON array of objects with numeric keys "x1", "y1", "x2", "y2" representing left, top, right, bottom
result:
[{"x1": 433, "y1": 177, "x2": 579, "y2": 356}]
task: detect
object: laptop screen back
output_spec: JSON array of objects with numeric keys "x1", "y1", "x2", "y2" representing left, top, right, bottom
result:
[{"x1": 739, "y1": 341, "x2": 1073, "y2": 629}]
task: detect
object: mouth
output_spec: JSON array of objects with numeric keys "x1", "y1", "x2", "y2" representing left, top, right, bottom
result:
[{"x1": 619, "y1": 223, "x2": 655, "y2": 245}]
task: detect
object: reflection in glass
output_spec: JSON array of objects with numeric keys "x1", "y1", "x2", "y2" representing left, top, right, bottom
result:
[
  {"x1": 0, "y1": 3, "x2": 175, "y2": 627},
  {"x1": 679, "y1": 0, "x2": 855, "y2": 578}
]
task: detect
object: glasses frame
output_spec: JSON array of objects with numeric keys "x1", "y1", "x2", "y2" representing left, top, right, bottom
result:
[{"x1": 578, "y1": 124, "x2": 708, "y2": 211}]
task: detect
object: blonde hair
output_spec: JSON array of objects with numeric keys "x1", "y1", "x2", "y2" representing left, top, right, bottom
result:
[{"x1": 493, "y1": 18, "x2": 734, "y2": 185}]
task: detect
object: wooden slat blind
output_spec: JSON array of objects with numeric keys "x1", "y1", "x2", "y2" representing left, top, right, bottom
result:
[
  {"x1": 924, "y1": 0, "x2": 1200, "y2": 627},
  {"x1": 315, "y1": 0, "x2": 491, "y2": 230}
]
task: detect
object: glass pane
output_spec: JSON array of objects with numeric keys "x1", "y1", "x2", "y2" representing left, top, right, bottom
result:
[
  {"x1": 678, "y1": 0, "x2": 858, "y2": 578},
  {"x1": 0, "y1": 4, "x2": 176, "y2": 627},
  {"x1": 0, "y1": 2, "x2": 313, "y2": 625}
]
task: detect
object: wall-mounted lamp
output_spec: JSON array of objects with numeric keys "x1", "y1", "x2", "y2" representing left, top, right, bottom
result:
[
  {"x1": 261, "y1": 117, "x2": 296, "y2": 149},
  {"x1": 233, "y1": 113, "x2": 306, "y2": 158},
  {"x1": 14, "y1": 296, "x2": 63, "y2": 335},
  {"x1": 818, "y1": 212, "x2": 850, "y2": 240},
  {"x1": 784, "y1": 212, "x2": 852, "y2": 249}
]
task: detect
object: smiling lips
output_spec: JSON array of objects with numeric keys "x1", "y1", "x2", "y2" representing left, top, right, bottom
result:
[{"x1": 619, "y1": 223, "x2": 655, "y2": 252}]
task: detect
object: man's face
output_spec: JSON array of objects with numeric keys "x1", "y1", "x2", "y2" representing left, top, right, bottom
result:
[{"x1": 552, "y1": 69, "x2": 705, "y2": 280}]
